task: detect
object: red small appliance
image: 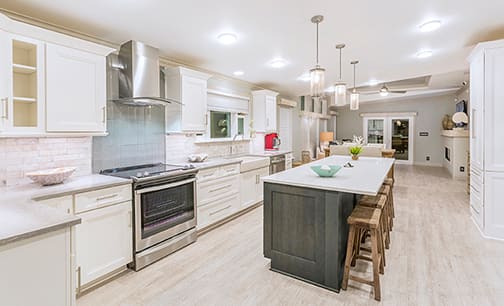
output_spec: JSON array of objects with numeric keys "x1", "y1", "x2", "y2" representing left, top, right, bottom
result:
[{"x1": 265, "y1": 133, "x2": 281, "y2": 150}]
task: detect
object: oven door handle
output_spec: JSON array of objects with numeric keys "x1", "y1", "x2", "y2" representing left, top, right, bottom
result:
[{"x1": 135, "y1": 178, "x2": 196, "y2": 194}]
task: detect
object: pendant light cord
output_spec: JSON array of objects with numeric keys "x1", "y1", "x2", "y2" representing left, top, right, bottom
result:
[
  {"x1": 339, "y1": 48, "x2": 342, "y2": 80},
  {"x1": 353, "y1": 63, "x2": 356, "y2": 89},
  {"x1": 316, "y1": 22, "x2": 319, "y2": 65}
]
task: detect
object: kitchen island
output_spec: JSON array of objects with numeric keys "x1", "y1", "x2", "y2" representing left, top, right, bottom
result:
[{"x1": 263, "y1": 155, "x2": 394, "y2": 292}]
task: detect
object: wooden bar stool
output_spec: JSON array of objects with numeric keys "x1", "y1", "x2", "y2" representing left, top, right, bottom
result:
[
  {"x1": 342, "y1": 206, "x2": 385, "y2": 301},
  {"x1": 359, "y1": 193, "x2": 390, "y2": 249},
  {"x1": 383, "y1": 178, "x2": 395, "y2": 219}
]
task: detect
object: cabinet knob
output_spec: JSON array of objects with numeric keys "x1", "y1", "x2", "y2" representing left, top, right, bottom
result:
[{"x1": 1, "y1": 97, "x2": 8, "y2": 119}]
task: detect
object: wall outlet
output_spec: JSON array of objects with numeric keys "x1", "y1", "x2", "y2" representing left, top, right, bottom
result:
[
  {"x1": 460, "y1": 166, "x2": 465, "y2": 172},
  {"x1": 426, "y1": 156, "x2": 430, "y2": 161}
]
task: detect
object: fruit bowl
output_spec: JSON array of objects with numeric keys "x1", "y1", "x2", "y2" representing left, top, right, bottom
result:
[
  {"x1": 26, "y1": 167, "x2": 77, "y2": 186},
  {"x1": 310, "y1": 165, "x2": 342, "y2": 177}
]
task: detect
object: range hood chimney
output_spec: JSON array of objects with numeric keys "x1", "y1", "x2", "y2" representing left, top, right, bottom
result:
[{"x1": 114, "y1": 40, "x2": 180, "y2": 106}]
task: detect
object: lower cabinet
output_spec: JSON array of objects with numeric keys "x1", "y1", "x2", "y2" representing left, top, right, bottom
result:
[
  {"x1": 240, "y1": 166, "x2": 270, "y2": 209},
  {"x1": 484, "y1": 172, "x2": 504, "y2": 238},
  {"x1": 197, "y1": 193, "x2": 240, "y2": 229},
  {"x1": 0, "y1": 228, "x2": 74, "y2": 306},
  {"x1": 75, "y1": 201, "x2": 132, "y2": 290}
]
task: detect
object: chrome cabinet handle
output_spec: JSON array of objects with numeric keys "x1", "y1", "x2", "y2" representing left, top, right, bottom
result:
[
  {"x1": 102, "y1": 106, "x2": 106, "y2": 123},
  {"x1": 76, "y1": 266, "x2": 81, "y2": 294},
  {"x1": 1, "y1": 97, "x2": 8, "y2": 119},
  {"x1": 209, "y1": 205, "x2": 231, "y2": 216},
  {"x1": 96, "y1": 193, "x2": 118, "y2": 202},
  {"x1": 471, "y1": 108, "x2": 476, "y2": 139}
]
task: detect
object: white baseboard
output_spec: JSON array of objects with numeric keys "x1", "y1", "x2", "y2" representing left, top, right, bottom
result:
[
  {"x1": 413, "y1": 162, "x2": 442, "y2": 167},
  {"x1": 472, "y1": 217, "x2": 504, "y2": 242}
]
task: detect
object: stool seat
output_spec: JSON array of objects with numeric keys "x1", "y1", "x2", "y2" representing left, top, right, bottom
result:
[
  {"x1": 383, "y1": 178, "x2": 394, "y2": 186},
  {"x1": 347, "y1": 206, "x2": 381, "y2": 229},
  {"x1": 360, "y1": 194, "x2": 387, "y2": 209}
]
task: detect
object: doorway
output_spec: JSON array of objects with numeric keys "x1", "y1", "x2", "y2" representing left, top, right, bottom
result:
[
  {"x1": 278, "y1": 106, "x2": 293, "y2": 151},
  {"x1": 363, "y1": 115, "x2": 415, "y2": 164}
]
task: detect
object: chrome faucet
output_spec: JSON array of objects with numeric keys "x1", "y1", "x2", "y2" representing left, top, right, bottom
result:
[{"x1": 230, "y1": 133, "x2": 243, "y2": 155}]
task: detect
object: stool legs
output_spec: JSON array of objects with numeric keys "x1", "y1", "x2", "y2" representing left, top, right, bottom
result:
[
  {"x1": 342, "y1": 225, "x2": 356, "y2": 291},
  {"x1": 370, "y1": 229, "x2": 382, "y2": 301}
]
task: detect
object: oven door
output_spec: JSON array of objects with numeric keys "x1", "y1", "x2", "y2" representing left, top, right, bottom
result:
[{"x1": 134, "y1": 178, "x2": 196, "y2": 252}]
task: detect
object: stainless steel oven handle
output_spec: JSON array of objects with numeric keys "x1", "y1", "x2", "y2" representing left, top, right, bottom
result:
[{"x1": 135, "y1": 178, "x2": 196, "y2": 194}]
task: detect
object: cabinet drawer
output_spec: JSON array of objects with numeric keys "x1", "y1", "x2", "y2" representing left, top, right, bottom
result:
[
  {"x1": 220, "y1": 163, "x2": 240, "y2": 177},
  {"x1": 36, "y1": 195, "x2": 73, "y2": 214},
  {"x1": 197, "y1": 193, "x2": 239, "y2": 229},
  {"x1": 197, "y1": 167, "x2": 221, "y2": 183},
  {"x1": 470, "y1": 204, "x2": 484, "y2": 230},
  {"x1": 198, "y1": 175, "x2": 239, "y2": 207},
  {"x1": 75, "y1": 184, "x2": 132, "y2": 214},
  {"x1": 470, "y1": 191, "x2": 483, "y2": 214}
]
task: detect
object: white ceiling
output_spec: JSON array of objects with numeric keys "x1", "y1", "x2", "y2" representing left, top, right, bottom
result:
[{"x1": 2, "y1": 0, "x2": 504, "y2": 98}]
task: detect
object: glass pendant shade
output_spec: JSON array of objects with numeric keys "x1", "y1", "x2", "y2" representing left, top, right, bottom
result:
[
  {"x1": 350, "y1": 91, "x2": 359, "y2": 110},
  {"x1": 334, "y1": 83, "x2": 347, "y2": 106},
  {"x1": 310, "y1": 67, "x2": 325, "y2": 97}
]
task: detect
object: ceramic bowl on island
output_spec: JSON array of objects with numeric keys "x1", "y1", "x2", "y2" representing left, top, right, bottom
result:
[
  {"x1": 26, "y1": 167, "x2": 77, "y2": 186},
  {"x1": 310, "y1": 165, "x2": 342, "y2": 177}
]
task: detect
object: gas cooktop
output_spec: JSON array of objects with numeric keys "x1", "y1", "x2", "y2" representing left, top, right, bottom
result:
[{"x1": 100, "y1": 163, "x2": 196, "y2": 180}]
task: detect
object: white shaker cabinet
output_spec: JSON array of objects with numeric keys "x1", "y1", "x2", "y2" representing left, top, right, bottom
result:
[
  {"x1": 468, "y1": 39, "x2": 504, "y2": 240},
  {"x1": 164, "y1": 67, "x2": 212, "y2": 132},
  {"x1": 252, "y1": 90, "x2": 279, "y2": 132},
  {"x1": 45, "y1": 43, "x2": 107, "y2": 132},
  {"x1": 240, "y1": 166, "x2": 270, "y2": 209}
]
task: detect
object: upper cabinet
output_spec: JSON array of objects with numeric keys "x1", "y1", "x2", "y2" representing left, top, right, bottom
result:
[
  {"x1": 0, "y1": 12, "x2": 114, "y2": 136},
  {"x1": 45, "y1": 43, "x2": 106, "y2": 132},
  {"x1": 164, "y1": 67, "x2": 212, "y2": 133},
  {"x1": 252, "y1": 90, "x2": 278, "y2": 132},
  {"x1": 469, "y1": 50, "x2": 484, "y2": 170}
]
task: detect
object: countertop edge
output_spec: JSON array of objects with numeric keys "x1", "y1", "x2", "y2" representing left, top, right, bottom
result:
[
  {"x1": 31, "y1": 179, "x2": 132, "y2": 201},
  {"x1": 263, "y1": 179, "x2": 378, "y2": 196},
  {"x1": 0, "y1": 215, "x2": 81, "y2": 247}
]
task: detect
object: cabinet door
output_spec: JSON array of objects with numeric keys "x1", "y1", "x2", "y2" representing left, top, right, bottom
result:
[
  {"x1": 265, "y1": 95, "x2": 277, "y2": 132},
  {"x1": 484, "y1": 48, "x2": 504, "y2": 172},
  {"x1": 75, "y1": 201, "x2": 132, "y2": 287},
  {"x1": 240, "y1": 170, "x2": 258, "y2": 208},
  {"x1": 181, "y1": 75, "x2": 207, "y2": 131},
  {"x1": 470, "y1": 51, "x2": 485, "y2": 170},
  {"x1": 46, "y1": 43, "x2": 106, "y2": 132},
  {"x1": 253, "y1": 96, "x2": 266, "y2": 132},
  {"x1": 0, "y1": 30, "x2": 9, "y2": 132},
  {"x1": 256, "y1": 166, "x2": 270, "y2": 203},
  {"x1": 36, "y1": 195, "x2": 73, "y2": 214},
  {"x1": 484, "y1": 172, "x2": 504, "y2": 239}
]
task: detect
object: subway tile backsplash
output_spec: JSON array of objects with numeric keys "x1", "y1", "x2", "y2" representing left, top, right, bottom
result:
[{"x1": 0, "y1": 137, "x2": 92, "y2": 186}]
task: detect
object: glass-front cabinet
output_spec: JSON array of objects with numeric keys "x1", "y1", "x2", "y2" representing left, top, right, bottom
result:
[
  {"x1": 0, "y1": 33, "x2": 44, "y2": 133},
  {"x1": 366, "y1": 119, "x2": 384, "y2": 144}
]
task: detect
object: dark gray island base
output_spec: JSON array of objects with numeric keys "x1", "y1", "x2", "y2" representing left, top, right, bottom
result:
[{"x1": 263, "y1": 182, "x2": 359, "y2": 292}]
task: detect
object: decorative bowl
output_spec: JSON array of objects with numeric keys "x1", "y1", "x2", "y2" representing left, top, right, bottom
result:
[
  {"x1": 310, "y1": 165, "x2": 342, "y2": 177},
  {"x1": 26, "y1": 167, "x2": 77, "y2": 186},
  {"x1": 188, "y1": 153, "x2": 209, "y2": 163}
]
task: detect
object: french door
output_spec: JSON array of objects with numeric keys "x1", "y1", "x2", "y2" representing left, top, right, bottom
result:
[{"x1": 363, "y1": 115, "x2": 415, "y2": 164}]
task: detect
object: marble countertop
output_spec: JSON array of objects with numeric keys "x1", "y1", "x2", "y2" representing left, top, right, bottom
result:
[
  {"x1": 262, "y1": 155, "x2": 394, "y2": 195},
  {"x1": 251, "y1": 150, "x2": 293, "y2": 157},
  {"x1": 167, "y1": 156, "x2": 243, "y2": 170},
  {"x1": 0, "y1": 174, "x2": 131, "y2": 247}
]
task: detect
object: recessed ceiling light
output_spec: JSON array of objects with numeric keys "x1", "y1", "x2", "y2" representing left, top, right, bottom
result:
[
  {"x1": 416, "y1": 50, "x2": 433, "y2": 58},
  {"x1": 297, "y1": 73, "x2": 311, "y2": 82},
  {"x1": 217, "y1": 33, "x2": 238, "y2": 45},
  {"x1": 368, "y1": 79, "x2": 379, "y2": 86},
  {"x1": 233, "y1": 71, "x2": 244, "y2": 76},
  {"x1": 419, "y1": 20, "x2": 441, "y2": 32},
  {"x1": 270, "y1": 58, "x2": 287, "y2": 68}
]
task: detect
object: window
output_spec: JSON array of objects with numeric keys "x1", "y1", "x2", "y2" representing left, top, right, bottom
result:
[
  {"x1": 210, "y1": 111, "x2": 231, "y2": 138},
  {"x1": 208, "y1": 111, "x2": 248, "y2": 139}
]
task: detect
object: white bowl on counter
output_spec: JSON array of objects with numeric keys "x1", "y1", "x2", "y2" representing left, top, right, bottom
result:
[
  {"x1": 188, "y1": 153, "x2": 209, "y2": 163},
  {"x1": 26, "y1": 167, "x2": 77, "y2": 186}
]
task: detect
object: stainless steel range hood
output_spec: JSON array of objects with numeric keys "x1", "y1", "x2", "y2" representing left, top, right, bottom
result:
[{"x1": 113, "y1": 40, "x2": 181, "y2": 106}]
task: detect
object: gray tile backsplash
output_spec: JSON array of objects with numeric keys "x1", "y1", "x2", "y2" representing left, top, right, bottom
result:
[{"x1": 92, "y1": 54, "x2": 165, "y2": 172}]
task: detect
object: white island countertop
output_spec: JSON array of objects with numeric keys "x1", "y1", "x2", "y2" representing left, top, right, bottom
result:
[{"x1": 262, "y1": 155, "x2": 394, "y2": 196}]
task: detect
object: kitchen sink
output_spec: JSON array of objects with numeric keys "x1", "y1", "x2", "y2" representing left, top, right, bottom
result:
[{"x1": 236, "y1": 155, "x2": 270, "y2": 172}]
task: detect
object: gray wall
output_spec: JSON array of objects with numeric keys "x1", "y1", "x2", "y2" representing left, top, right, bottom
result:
[{"x1": 335, "y1": 94, "x2": 457, "y2": 166}]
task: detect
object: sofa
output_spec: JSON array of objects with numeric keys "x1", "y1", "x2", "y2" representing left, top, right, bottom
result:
[{"x1": 329, "y1": 143, "x2": 386, "y2": 157}]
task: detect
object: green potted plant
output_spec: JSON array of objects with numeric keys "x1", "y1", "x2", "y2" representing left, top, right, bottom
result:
[{"x1": 349, "y1": 135, "x2": 364, "y2": 160}]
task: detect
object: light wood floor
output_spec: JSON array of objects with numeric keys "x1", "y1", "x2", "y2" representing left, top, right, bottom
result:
[{"x1": 78, "y1": 165, "x2": 504, "y2": 306}]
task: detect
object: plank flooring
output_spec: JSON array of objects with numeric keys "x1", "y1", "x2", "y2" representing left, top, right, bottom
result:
[{"x1": 77, "y1": 165, "x2": 504, "y2": 306}]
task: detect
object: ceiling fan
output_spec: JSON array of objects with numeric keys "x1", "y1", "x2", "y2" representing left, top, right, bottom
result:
[{"x1": 360, "y1": 84, "x2": 407, "y2": 97}]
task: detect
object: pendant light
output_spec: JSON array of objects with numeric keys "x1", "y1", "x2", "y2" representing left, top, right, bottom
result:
[
  {"x1": 309, "y1": 15, "x2": 325, "y2": 97},
  {"x1": 334, "y1": 44, "x2": 347, "y2": 106},
  {"x1": 350, "y1": 60, "x2": 360, "y2": 110}
]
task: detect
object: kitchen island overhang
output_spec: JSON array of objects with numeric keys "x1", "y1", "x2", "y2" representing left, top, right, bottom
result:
[{"x1": 262, "y1": 156, "x2": 395, "y2": 292}]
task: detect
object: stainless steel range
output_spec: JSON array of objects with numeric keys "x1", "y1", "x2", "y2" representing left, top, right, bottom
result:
[{"x1": 101, "y1": 163, "x2": 198, "y2": 271}]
